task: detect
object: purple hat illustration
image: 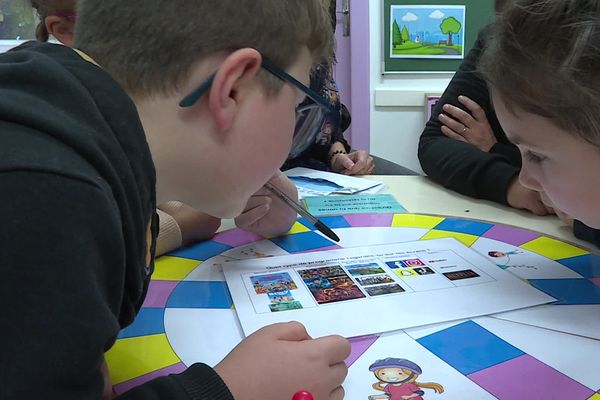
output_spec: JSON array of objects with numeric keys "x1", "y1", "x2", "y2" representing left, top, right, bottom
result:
[{"x1": 369, "y1": 358, "x2": 422, "y2": 375}]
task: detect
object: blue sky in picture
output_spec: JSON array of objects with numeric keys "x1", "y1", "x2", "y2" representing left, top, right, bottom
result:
[{"x1": 392, "y1": 5, "x2": 465, "y2": 45}]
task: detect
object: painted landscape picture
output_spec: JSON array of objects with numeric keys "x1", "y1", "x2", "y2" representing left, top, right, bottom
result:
[{"x1": 390, "y1": 5, "x2": 465, "y2": 59}]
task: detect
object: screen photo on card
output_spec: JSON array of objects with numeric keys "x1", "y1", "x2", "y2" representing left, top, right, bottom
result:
[
  {"x1": 356, "y1": 274, "x2": 396, "y2": 286},
  {"x1": 365, "y1": 283, "x2": 406, "y2": 297},
  {"x1": 250, "y1": 272, "x2": 298, "y2": 295},
  {"x1": 346, "y1": 262, "x2": 386, "y2": 276},
  {"x1": 267, "y1": 289, "x2": 303, "y2": 312},
  {"x1": 298, "y1": 265, "x2": 366, "y2": 304}
]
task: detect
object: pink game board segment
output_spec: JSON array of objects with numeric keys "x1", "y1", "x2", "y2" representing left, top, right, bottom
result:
[
  {"x1": 346, "y1": 335, "x2": 379, "y2": 367},
  {"x1": 482, "y1": 224, "x2": 541, "y2": 247},
  {"x1": 142, "y1": 281, "x2": 179, "y2": 308},
  {"x1": 468, "y1": 354, "x2": 595, "y2": 400},
  {"x1": 114, "y1": 362, "x2": 187, "y2": 395},
  {"x1": 343, "y1": 213, "x2": 394, "y2": 227},
  {"x1": 591, "y1": 278, "x2": 600, "y2": 288},
  {"x1": 213, "y1": 228, "x2": 263, "y2": 248}
]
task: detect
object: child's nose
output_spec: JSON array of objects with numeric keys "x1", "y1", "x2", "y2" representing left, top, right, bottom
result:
[{"x1": 519, "y1": 167, "x2": 542, "y2": 192}]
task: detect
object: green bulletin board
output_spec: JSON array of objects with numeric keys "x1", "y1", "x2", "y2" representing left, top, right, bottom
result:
[{"x1": 383, "y1": 0, "x2": 495, "y2": 73}]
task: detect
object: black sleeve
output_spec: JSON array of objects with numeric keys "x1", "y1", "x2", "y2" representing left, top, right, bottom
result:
[
  {"x1": 573, "y1": 220, "x2": 600, "y2": 249},
  {"x1": 490, "y1": 142, "x2": 522, "y2": 167},
  {"x1": 418, "y1": 28, "x2": 521, "y2": 205},
  {"x1": 0, "y1": 171, "x2": 233, "y2": 400}
]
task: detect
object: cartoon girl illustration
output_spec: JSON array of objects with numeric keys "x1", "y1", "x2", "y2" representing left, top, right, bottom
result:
[{"x1": 367, "y1": 358, "x2": 444, "y2": 400}]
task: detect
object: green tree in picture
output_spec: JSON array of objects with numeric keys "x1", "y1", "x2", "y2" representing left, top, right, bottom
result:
[
  {"x1": 392, "y1": 20, "x2": 402, "y2": 48},
  {"x1": 440, "y1": 17, "x2": 461, "y2": 46},
  {"x1": 401, "y1": 25, "x2": 410, "y2": 43}
]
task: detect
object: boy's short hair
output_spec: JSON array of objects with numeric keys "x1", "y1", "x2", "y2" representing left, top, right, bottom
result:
[
  {"x1": 479, "y1": 0, "x2": 600, "y2": 143},
  {"x1": 74, "y1": 0, "x2": 333, "y2": 98}
]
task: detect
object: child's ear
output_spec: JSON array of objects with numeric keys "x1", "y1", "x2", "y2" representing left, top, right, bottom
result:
[
  {"x1": 45, "y1": 16, "x2": 74, "y2": 46},
  {"x1": 207, "y1": 48, "x2": 262, "y2": 132}
]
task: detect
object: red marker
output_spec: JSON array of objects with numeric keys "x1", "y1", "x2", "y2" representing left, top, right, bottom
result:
[{"x1": 292, "y1": 390, "x2": 314, "y2": 400}]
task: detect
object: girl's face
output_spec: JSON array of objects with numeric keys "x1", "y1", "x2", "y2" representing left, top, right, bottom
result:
[
  {"x1": 493, "y1": 94, "x2": 600, "y2": 228},
  {"x1": 375, "y1": 368, "x2": 411, "y2": 383}
]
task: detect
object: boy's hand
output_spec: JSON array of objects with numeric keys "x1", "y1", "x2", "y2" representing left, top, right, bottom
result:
[
  {"x1": 506, "y1": 178, "x2": 554, "y2": 216},
  {"x1": 438, "y1": 96, "x2": 497, "y2": 152},
  {"x1": 214, "y1": 322, "x2": 350, "y2": 400},
  {"x1": 235, "y1": 171, "x2": 298, "y2": 237}
]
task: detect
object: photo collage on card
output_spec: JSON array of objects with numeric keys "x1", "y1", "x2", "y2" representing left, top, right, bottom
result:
[
  {"x1": 298, "y1": 265, "x2": 366, "y2": 304},
  {"x1": 249, "y1": 272, "x2": 303, "y2": 312},
  {"x1": 245, "y1": 249, "x2": 494, "y2": 314}
]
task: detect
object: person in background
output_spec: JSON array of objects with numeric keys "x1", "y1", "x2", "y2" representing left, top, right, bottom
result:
[
  {"x1": 30, "y1": 0, "x2": 299, "y2": 256},
  {"x1": 417, "y1": 0, "x2": 554, "y2": 215},
  {"x1": 283, "y1": 0, "x2": 417, "y2": 176}
]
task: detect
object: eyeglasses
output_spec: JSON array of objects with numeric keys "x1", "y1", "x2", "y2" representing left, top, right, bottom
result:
[{"x1": 179, "y1": 55, "x2": 332, "y2": 158}]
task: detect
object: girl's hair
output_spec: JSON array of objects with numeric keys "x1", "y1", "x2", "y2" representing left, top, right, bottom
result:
[
  {"x1": 29, "y1": 0, "x2": 77, "y2": 42},
  {"x1": 479, "y1": 0, "x2": 600, "y2": 145},
  {"x1": 372, "y1": 368, "x2": 444, "y2": 393}
]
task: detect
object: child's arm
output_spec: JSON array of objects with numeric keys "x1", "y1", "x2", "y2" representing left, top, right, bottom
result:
[
  {"x1": 234, "y1": 170, "x2": 298, "y2": 237},
  {"x1": 214, "y1": 322, "x2": 350, "y2": 400},
  {"x1": 156, "y1": 201, "x2": 221, "y2": 255}
]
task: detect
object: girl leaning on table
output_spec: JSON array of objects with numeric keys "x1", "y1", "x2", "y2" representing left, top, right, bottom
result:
[{"x1": 479, "y1": 0, "x2": 600, "y2": 237}]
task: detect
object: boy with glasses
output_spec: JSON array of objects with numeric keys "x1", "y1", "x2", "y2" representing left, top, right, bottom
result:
[{"x1": 0, "y1": 1, "x2": 349, "y2": 399}]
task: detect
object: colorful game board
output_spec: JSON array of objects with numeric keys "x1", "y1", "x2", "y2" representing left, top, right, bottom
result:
[{"x1": 105, "y1": 213, "x2": 600, "y2": 398}]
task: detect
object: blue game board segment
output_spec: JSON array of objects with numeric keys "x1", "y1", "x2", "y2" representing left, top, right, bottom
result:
[
  {"x1": 271, "y1": 231, "x2": 335, "y2": 253},
  {"x1": 118, "y1": 308, "x2": 165, "y2": 339},
  {"x1": 166, "y1": 281, "x2": 233, "y2": 309},
  {"x1": 167, "y1": 240, "x2": 233, "y2": 261},
  {"x1": 558, "y1": 254, "x2": 600, "y2": 278},
  {"x1": 417, "y1": 320, "x2": 524, "y2": 375},
  {"x1": 297, "y1": 215, "x2": 351, "y2": 230},
  {"x1": 529, "y1": 278, "x2": 600, "y2": 305},
  {"x1": 432, "y1": 218, "x2": 494, "y2": 237}
]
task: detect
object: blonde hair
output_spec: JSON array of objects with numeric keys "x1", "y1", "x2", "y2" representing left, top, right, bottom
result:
[{"x1": 29, "y1": 0, "x2": 76, "y2": 42}]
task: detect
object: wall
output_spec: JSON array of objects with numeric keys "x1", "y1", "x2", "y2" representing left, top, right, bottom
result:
[{"x1": 368, "y1": 0, "x2": 454, "y2": 174}]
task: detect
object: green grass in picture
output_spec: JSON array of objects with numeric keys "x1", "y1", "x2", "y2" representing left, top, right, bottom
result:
[{"x1": 392, "y1": 41, "x2": 462, "y2": 56}]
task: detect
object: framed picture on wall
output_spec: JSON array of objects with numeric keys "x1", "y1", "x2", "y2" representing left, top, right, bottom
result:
[
  {"x1": 383, "y1": 0, "x2": 495, "y2": 73},
  {"x1": 391, "y1": 5, "x2": 466, "y2": 59}
]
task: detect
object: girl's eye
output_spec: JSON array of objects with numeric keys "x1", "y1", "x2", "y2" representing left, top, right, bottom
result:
[{"x1": 524, "y1": 150, "x2": 546, "y2": 163}]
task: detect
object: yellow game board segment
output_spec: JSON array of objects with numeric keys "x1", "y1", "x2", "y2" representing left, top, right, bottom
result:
[
  {"x1": 392, "y1": 214, "x2": 444, "y2": 229},
  {"x1": 421, "y1": 229, "x2": 478, "y2": 247},
  {"x1": 105, "y1": 334, "x2": 180, "y2": 385},
  {"x1": 586, "y1": 394, "x2": 600, "y2": 400},
  {"x1": 287, "y1": 221, "x2": 311, "y2": 234},
  {"x1": 151, "y1": 256, "x2": 201, "y2": 281},
  {"x1": 521, "y1": 236, "x2": 589, "y2": 260}
]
